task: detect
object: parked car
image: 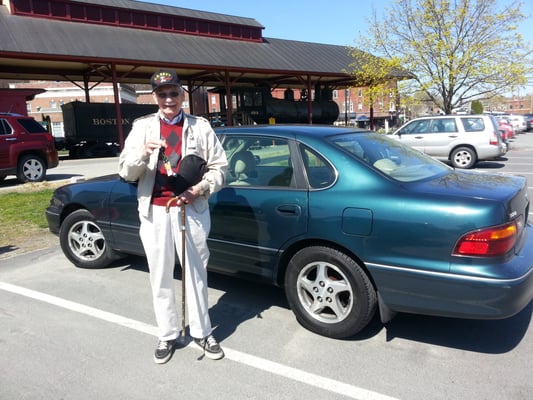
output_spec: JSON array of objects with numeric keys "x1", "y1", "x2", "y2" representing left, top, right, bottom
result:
[
  {"x1": 45, "y1": 125, "x2": 533, "y2": 339},
  {"x1": 0, "y1": 112, "x2": 59, "y2": 182},
  {"x1": 497, "y1": 119, "x2": 514, "y2": 149},
  {"x1": 504, "y1": 114, "x2": 527, "y2": 133},
  {"x1": 523, "y1": 114, "x2": 533, "y2": 132},
  {"x1": 391, "y1": 114, "x2": 506, "y2": 168}
]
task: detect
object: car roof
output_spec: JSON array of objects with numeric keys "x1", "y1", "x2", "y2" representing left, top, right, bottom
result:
[
  {"x1": 408, "y1": 114, "x2": 488, "y2": 120},
  {"x1": 215, "y1": 124, "x2": 368, "y2": 139}
]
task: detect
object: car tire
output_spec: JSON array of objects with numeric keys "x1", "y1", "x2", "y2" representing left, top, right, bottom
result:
[
  {"x1": 17, "y1": 154, "x2": 46, "y2": 182},
  {"x1": 59, "y1": 209, "x2": 121, "y2": 269},
  {"x1": 450, "y1": 146, "x2": 477, "y2": 169},
  {"x1": 285, "y1": 246, "x2": 377, "y2": 339}
]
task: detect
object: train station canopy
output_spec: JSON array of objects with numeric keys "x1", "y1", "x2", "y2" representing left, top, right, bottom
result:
[{"x1": 0, "y1": 0, "x2": 371, "y2": 89}]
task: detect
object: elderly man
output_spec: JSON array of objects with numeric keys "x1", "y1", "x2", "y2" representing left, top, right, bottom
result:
[{"x1": 118, "y1": 69, "x2": 228, "y2": 364}]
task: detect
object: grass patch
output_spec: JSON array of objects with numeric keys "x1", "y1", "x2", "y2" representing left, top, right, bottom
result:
[{"x1": 0, "y1": 188, "x2": 55, "y2": 246}]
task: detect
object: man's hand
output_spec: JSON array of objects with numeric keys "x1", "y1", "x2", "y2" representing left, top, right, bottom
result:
[
  {"x1": 144, "y1": 139, "x2": 165, "y2": 158},
  {"x1": 174, "y1": 186, "x2": 201, "y2": 206}
]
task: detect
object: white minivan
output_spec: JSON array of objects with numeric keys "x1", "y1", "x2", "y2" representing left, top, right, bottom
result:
[{"x1": 391, "y1": 115, "x2": 506, "y2": 168}]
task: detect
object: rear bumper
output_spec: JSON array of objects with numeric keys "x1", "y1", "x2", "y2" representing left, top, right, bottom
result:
[
  {"x1": 369, "y1": 226, "x2": 533, "y2": 320},
  {"x1": 47, "y1": 151, "x2": 59, "y2": 169},
  {"x1": 477, "y1": 144, "x2": 506, "y2": 160}
]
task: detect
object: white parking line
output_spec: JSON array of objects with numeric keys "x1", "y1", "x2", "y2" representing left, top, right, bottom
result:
[{"x1": 0, "y1": 281, "x2": 399, "y2": 400}]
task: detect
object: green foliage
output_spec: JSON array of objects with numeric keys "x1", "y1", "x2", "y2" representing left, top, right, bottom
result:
[
  {"x1": 358, "y1": 0, "x2": 532, "y2": 114},
  {"x1": 346, "y1": 49, "x2": 405, "y2": 127},
  {"x1": 471, "y1": 100, "x2": 484, "y2": 114}
]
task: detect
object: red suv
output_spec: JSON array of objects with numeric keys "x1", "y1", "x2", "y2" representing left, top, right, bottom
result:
[{"x1": 0, "y1": 112, "x2": 59, "y2": 182}]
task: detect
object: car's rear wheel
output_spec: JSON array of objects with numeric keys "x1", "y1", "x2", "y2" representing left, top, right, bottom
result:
[
  {"x1": 17, "y1": 154, "x2": 46, "y2": 182},
  {"x1": 450, "y1": 146, "x2": 477, "y2": 169},
  {"x1": 59, "y1": 209, "x2": 121, "y2": 269},
  {"x1": 285, "y1": 246, "x2": 376, "y2": 339}
]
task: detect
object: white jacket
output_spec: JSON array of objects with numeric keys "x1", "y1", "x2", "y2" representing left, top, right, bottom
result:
[{"x1": 118, "y1": 111, "x2": 227, "y2": 217}]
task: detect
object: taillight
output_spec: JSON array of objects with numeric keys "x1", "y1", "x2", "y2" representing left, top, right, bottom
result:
[
  {"x1": 490, "y1": 131, "x2": 499, "y2": 146},
  {"x1": 453, "y1": 218, "x2": 522, "y2": 257}
]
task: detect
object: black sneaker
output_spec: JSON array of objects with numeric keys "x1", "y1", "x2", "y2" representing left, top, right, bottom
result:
[
  {"x1": 154, "y1": 339, "x2": 175, "y2": 364},
  {"x1": 193, "y1": 334, "x2": 224, "y2": 360}
]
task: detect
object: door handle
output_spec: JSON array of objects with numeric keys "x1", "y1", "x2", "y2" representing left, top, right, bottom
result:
[{"x1": 276, "y1": 204, "x2": 301, "y2": 216}]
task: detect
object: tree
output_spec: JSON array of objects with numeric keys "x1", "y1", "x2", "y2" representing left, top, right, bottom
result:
[
  {"x1": 346, "y1": 49, "x2": 406, "y2": 128},
  {"x1": 471, "y1": 99, "x2": 484, "y2": 114},
  {"x1": 359, "y1": 0, "x2": 532, "y2": 115}
]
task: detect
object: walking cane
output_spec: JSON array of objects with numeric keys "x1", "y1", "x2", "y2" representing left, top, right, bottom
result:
[
  {"x1": 164, "y1": 154, "x2": 207, "y2": 343},
  {"x1": 179, "y1": 203, "x2": 186, "y2": 339},
  {"x1": 166, "y1": 197, "x2": 187, "y2": 342}
]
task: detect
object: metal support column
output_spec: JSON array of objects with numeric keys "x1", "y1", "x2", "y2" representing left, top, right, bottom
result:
[
  {"x1": 225, "y1": 70, "x2": 233, "y2": 126},
  {"x1": 111, "y1": 63, "x2": 125, "y2": 150}
]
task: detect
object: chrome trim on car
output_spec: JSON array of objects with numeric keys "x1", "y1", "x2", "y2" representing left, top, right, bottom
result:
[{"x1": 366, "y1": 262, "x2": 533, "y2": 283}]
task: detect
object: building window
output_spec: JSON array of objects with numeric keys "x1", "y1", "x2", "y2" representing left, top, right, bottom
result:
[
  {"x1": 358, "y1": 102, "x2": 363, "y2": 111},
  {"x1": 358, "y1": 89, "x2": 363, "y2": 97}
]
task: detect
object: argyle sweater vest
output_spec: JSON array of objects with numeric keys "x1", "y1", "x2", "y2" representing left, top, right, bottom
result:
[{"x1": 151, "y1": 119, "x2": 184, "y2": 206}]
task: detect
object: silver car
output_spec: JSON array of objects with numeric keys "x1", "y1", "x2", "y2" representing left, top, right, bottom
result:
[{"x1": 391, "y1": 114, "x2": 506, "y2": 168}]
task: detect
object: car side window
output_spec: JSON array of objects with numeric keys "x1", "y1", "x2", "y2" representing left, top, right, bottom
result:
[
  {"x1": 430, "y1": 118, "x2": 457, "y2": 133},
  {"x1": 0, "y1": 119, "x2": 12, "y2": 135},
  {"x1": 402, "y1": 119, "x2": 430, "y2": 134},
  {"x1": 223, "y1": 136, "x2": 294, "y2": 188},
  {"x1": 300, "y1": 144, "x2": 335, "y2": 189},
  {"x1": 461, "y1": 117, "x2": 485, "y2": 132},
  {"x1": 17, "y1": 118, "x2": 48, "y2": 134}
]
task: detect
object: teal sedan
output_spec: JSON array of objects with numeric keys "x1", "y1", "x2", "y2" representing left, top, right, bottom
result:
[{"x1": 46, "y1": 125, "x2": 533, "y2": 339}]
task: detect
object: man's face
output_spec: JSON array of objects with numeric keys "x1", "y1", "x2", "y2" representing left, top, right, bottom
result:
[{"x1": 153, "y1": 85, "x2": 184, "y2": 120}]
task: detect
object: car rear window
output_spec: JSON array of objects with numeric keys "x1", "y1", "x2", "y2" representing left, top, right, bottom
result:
[
  {"x1": 330, "y1": 132, "x2": 450, "y2": 182},
  {"x1": 461, "y1": 117, "x2": 485, "y2": 132},
  {"x1": 17, "y1": 118, "x2": 48, "y2": 134}
]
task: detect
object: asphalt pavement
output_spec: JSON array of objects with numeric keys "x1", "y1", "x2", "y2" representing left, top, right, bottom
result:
[
  {"x1": 1, "y1": 132, "x2": 532, "y2": 400},
  {"x1": 0, "y1": 156, "x2": 120, "y2": 192}
]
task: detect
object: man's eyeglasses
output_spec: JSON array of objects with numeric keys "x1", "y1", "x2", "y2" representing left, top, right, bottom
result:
[{"x1": 156, "y1": 91, "x2": 181, "y2": 99}]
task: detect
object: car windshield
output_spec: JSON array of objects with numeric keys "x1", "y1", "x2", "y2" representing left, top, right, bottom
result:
[{"x1": 328, "y1": 131, "x2": 450, "y2": 182}]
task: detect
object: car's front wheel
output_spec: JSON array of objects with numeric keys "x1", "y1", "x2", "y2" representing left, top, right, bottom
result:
[
  {"x1": 285, "y1": 246, "x2": 377, "y2": 339},
  {"x1": 59, "y1": 209, "x2": 121, "y2": 269},
  {"x1": 450, "y1": 146, "x2": 477, "y2": 169},
  {"x1": 17, "y1": 154, "x2": 46, "y2": 182}
]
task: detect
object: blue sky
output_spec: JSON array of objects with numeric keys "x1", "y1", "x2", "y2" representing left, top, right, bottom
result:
[
  {"x1": 142, "y1": 0, "x2": 533, "y2": 91},
  {"x1": 143, "y1": 0, "x2": 533, "y2": 47}
]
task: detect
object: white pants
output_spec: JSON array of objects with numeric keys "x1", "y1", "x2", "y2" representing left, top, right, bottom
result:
[{"x1": 139, "y1": 204, "x2": 212, "y2": 341}]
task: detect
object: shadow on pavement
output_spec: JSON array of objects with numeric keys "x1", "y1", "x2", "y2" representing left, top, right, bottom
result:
[
  {"x1": 116, "y1": 255, "x2": 288, "y2": 343},
  {"x1": 382, "y1": 301, "x2": 532, "y2": 354},
  {"x1": 113, "y1": 255, "x2": 532, "y2": 354}
]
